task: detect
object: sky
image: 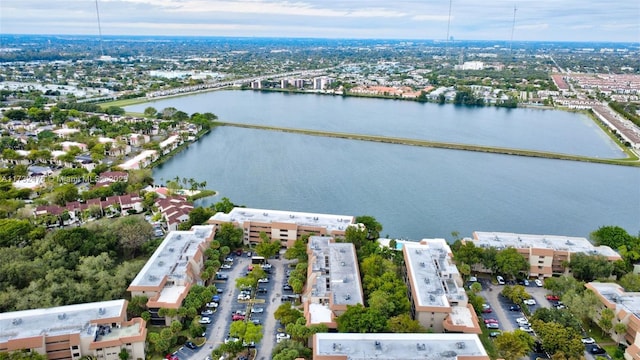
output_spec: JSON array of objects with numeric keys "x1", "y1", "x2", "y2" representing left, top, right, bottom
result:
[{"x1": 1, "y1": 0, "x2": 639, "y2": 42}]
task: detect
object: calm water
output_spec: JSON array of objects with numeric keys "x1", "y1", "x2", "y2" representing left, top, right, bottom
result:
[
  {"x1": 127, "y1": 92, "x2": 640, "y2": 240},
  {"x1": 127, "y1": 90, "x2": 623, "y2": 158}
]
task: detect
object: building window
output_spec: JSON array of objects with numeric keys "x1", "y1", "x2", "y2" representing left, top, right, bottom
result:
[
  {"x1": 72, "y1": 346, "x2": 79, "y2": 350},
  {"x1": 73, "y1": 353, "x2": 80, "y2": 357}
]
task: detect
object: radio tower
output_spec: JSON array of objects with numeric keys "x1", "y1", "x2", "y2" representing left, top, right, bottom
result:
[
  {"x1": 445, "y1": 0, "x2": 453, "y2": 58},
  {"x1": 509, "y1": 5, "x2": 517, "y2": 54},
  {"x1": 95, "y1": 0, "x2": 105, "y2": 57}
]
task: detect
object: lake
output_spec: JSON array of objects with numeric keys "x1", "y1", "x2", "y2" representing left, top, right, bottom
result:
[{"x1": 126, "y1": 91, "x2": 640, "y2": 240}]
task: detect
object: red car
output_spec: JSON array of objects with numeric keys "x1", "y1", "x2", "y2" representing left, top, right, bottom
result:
[
  {"x1": 165, "y1": 355, "x2": 178, "y2": 360},
  {"x1": 481, "y1": 308, "x2": 492, "y2": 313},
  {"x1": 232, "y1": 314, "x2": 245, "y2": 321},
  {"x1": 484, "y1": 319, "x2": 499, "y2": 324},
  {"x1": 546, "y1": 295, "x2": 560, "y2": 301}
]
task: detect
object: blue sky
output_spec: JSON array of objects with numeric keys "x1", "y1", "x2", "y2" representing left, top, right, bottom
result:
[{"x1": 1, "y1": 0, "x2": 639, "y2": 42}]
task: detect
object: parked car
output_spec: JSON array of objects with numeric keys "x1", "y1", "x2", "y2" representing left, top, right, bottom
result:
[
  {"x1": 224, "y1": 337, "x2": 239, "y2": 344},
  {"x1": 496, "y1": 276, "x2": 505, "y2": 285},
  {"x1": 582, "y1": 337, "x2": 596, "y2": 344},
  {"x1": 237, "y1": 294, "x2": 250, "y2": 301},
  {"x1": 523, "y1": 299, "x2": 536, "y2": 306},
  {"x1": 282, "y1": 284, "x2": 293, "y2": 291},
  {"x1": 489, "y1": 331, "x2": 502, "y2": 338},
  {"x1": 469, "y1": 276, "x2": 478, "y2": 282},
  {"x1": 509, "y1": 305, "x2": 521, "y2": 311},
  {"x1": 481, "y1": 307, "x2": 492, "y2": 313},
  {"x1": 257, "y1": 287, "x2": 268, "y2": 294},
  {"x1": 184, "y1": 341, "x2": 197, "y2": 349},
  {"x1": 212, "y1": 295, "x2": 220, "y2": 302},
  {"x1": 206, "y1": 302, "x2": 218, "y2": 308},
  {"x1": 590, "y1": 345, "x2": 606, "y2": 354},
  {"x1": 257, "y1": 278, "x2": 269, "y2": 283},
  {"x1": 535, "y1": 279, "x2": 543, "y2": 287},
  {"x1": 217, "y1": 287, "x2": 224, "y2": 294},
  {"x1": 546, "y1": 295, "x2": 560, "y2": 301},
  {"x1": 198, "y1": 317, "x2": 211, "y2": 324},
  {"x1": 234, "y1": 310, "x2": 247, "y2": 316},
  {"x1": 484, "y1": 319, "x2": 498, "y2": 324},
  {"x1": 221, "y1": 264, "x2": 232, "y2": 269},
  {"x1": 523, "y1": 279, "x2": 529, "y2": 286},
  {"x1": 276, "y1": 333, "x2": 291, "y2": 341},
  {"x1": 261, "y1": 263, "x2": 272, "y2": 269},
  {"x1": 251, "y1": 319, "x2": 261, "y2": 325},
  {"x1": 519, "y1": 326, "x2": 534, "y2": 333},
  {"x1": 232, "y1": 314, "x2": 245, "y2": 321},
  {"x1": 225, "y1": 257, "x2": 234, "y2": 262},
  {"x1": 165, "y1": 354, "x2": 178, "y2": 360},
  {"x1": 251, "y1": 307, "x2": 264, "y2": 314},
  {"x1": 215, "y1": 273, "x2": 228, "y2": 280},
  {"x1": 201, "y1": 309, "x2": 214, "y2": 316},
  {"x1": 486, "y1": 323, "x2": 500, "y2": 329}
]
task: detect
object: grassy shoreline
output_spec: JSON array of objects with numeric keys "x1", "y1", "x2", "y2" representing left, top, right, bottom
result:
[{"x1": 217, "y1": 121, "x2": 640, "y2": 167}]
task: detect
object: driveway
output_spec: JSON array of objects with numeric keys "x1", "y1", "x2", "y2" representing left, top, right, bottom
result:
[
  {"x1": 185, "y1": 253, "x2": 250, "y2": 360},
  {"x1": 480, "y1": 282, "x2": 515, "y2": 332},
  {"x1": 255, "y1": 254, "x2": 294, "y2": 360}
]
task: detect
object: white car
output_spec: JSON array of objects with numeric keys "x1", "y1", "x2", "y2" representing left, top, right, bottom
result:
[
  {"x1": 261, "y1": 264, "x2": 272, "y2": 269},
  {"x1": 251, "y1": 307, "x2": 264, "y2": 314},
  {"x1": 523, "y1": 299, "x2": 536, "y2": 306},
  {"x1": 582, "y1": 337, "x2": 596, "y2": 344},
  {"x1": 237, "y1": 294, "x2": 250, "y2": 301},
  {"x1": 201, "y1": 309, "x2": 214, "y2": 316},
  {"x1": 496, "y1": 276, "x2": 505, "y2": 285},
  {"x1": 224, "y1": 337, "x2": 239, "y2": 344},
  {"x1": 221, "y1": 264, "x2": 232, "y2": 269},
  {"x1": 198, "y1": 317, "x2": 211, "y2": 324},
  {"x1": 519, "y1": 326, "x2": 534, "y2": 333},
  {"x1": 516, "y1": 317, "x2": 529, "y2": 325},
  {"x1": 535, "y1": 279, "x2": 543, "y2": 287},
  {"x1": 276, "y1": 333, "x2": 290, "y2": 343},
  {"x1": 225, "y1": 257, "x2": 234, "y2": 262},
  {"x1": 206, "y1": 302, "x2": 218, "y2": 308},
  {"x1": 257, "y1": 278, "x2": 269, "y2": 283}
]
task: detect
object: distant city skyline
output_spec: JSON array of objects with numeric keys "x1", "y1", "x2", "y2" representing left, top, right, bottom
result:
[{"x1": 1, "y1": 0, "x2": 639, "y2": 43}]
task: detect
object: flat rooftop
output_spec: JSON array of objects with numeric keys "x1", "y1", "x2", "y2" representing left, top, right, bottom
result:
[
  {"x1": 309, "y1": 236, "x2": 363, "y2": 306},
  {"x1": 129, "y1": 225, "x2": 214, "y2": 288},
  {"x1": 469, "y1": 232, "x2": 620, "y2": 258},
  {"x1": 404, "y1": 240, "x2": 466, "y2": 308},
  {"x1": 210, "y1": 207, "x2": 355, "y2": 233},
  {"x1": 314, "y1": 333, "x2": 488, "y2": 360},
  {"x1": 0, "y1": 300, "x2": 125, "y2": 343},
  {"x1": 588, "y1": 282, "x2": 640, "y2": 319}
]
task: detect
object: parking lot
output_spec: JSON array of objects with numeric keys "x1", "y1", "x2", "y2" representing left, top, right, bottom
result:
[
  {"x1": 478, "y1": 278, "x2": 611, "y2": 360},
  {"x1": 168, "y1": 249, "x2": 296, "y2": 360}
]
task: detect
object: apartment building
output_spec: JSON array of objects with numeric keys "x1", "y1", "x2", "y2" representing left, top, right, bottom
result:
[
  {"x1": 402, "y1": 239, "x2": 481, "y2": 334},
  {"x1": 127, "y1": 225, "x2": 215, "y2": 325},
  {"x1": 0, "y1": 300, "x2": 146, "y2": 360},
  {"x1": 312, "y1": 333, "x2": 489, "y2": 360},
  {"x1": 463, "y1": 232, "x2": 621, "y2": 278},
  {"x1": 208, "y1": 207, "x2": 355, "y2": 248},
  {"x1": 303, "y1": 236, "x2": 364, "y2": 328},
  {"x1": 586, "y1": 282, "x2": 640, "y2": 360}
]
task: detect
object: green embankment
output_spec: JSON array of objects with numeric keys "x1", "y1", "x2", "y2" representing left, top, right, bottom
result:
[{"x1": 217, "y1": 122, "x2": 640, "y2": 167}]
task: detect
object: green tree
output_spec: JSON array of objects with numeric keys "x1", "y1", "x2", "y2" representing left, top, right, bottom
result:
[
  {"x1": 274, "y1": 303, "x2": 304, "y2": 327},
  {"x1": 355, "y1": 215, "x2": 382, "y2": 240},
  {"x1": 562, "y1": 289, "x2": 599, "y2": 325},
  {"x1": 285, "y1": 238, "x2": 308, "y2": 262},
  {"x1": 531, "y1": 319, "x2": 584, "y2": 357},
  {"x1": 591, "y1": 226, "x2": 635, "y2": 249},
  {"x1": 118, "y1": 348, "x2": 130, "y2": 360},
  {"x1": 215, "y1": 222, "x2": 243, "y2": 249},
  {"x1": 144, "y1": 106, "x2": 158, "y2": 118},
  {"x1": 336, "y1": 304, "x2": 387, "y2": 333},
  {"x1": 212, "y1": 197, "x2": 237, "y2": 214},
  {"x1": 386, "y1": 313, "x2": 426, "y2": 333},
  {"x1": 0, "y1": 219, "x2": 34, "y2": 247},
  {"x1": 543, "y1": 276, "x2": 584, "y2": 296},
  {"x1": 569, "y1": 253, "x2": 614, "y2": 281},
  {"x1": 272, "y1": 340, "x2": 312, "y2": 360},
  {"x1": 0, "y1": 351, "x2": 47, "y2": 360},
  {"x1": 255, "y1": 232, "x2": 281, "y2": 259},
  {"x1": 598, "y1": 308, "x2": 615, "y2": 337},
  {"x1": 619, "y1": 273, "x2": 640, "y2": 291},
  {"x1": 501, "y1": 285, "x2": 530, "y2": 305},
  {"x1": 614, "y1": 322, "x2": 627, "y2": 344},
  {"x1": 532, "y1": 307, "x2": 582, "y2": 333},
  {"x1": 111, "y1": 216, "x2": 154, "y2": 259},
  {"x1": 495, "y1": 248, "x2": 529, "y2": 280},
  {"x1": 494, "y1": 330, "x2": 534, "y2": 360},
  {"x1": 51, "y1": 183, "x2": 79, "y2": 206}
]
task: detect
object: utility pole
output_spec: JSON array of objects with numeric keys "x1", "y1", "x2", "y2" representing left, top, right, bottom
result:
[
  {"x1": 445, "y1": 0, "x2": 453, "y2": 58},
  {"x1": 95, "y1": 0, "x2": 105, "y2": 57}
]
